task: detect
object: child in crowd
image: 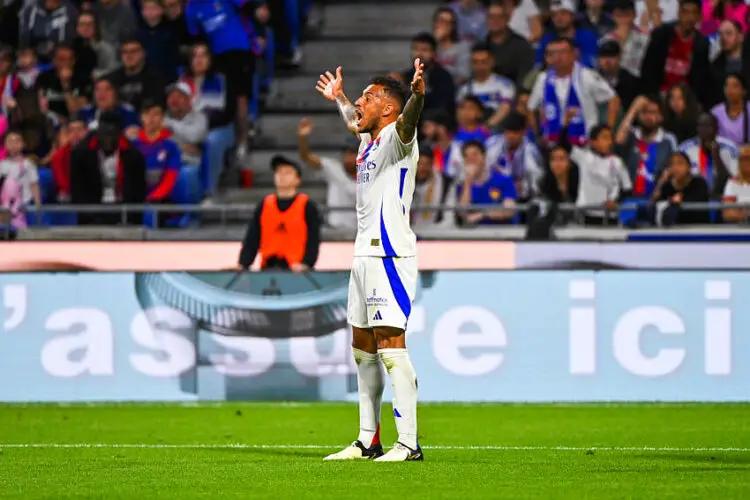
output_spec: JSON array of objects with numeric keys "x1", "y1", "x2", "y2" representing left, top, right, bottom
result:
[
  {"x1": 0, "y1": 130, "x2": 41, "y2": 211},
  {"x1": 16, "y1": 47, "x2": 40, "y2": 89},
  {"x1": 560, "y1": 108, "x2": 632, "y2": 225},
  {"x1": 0, "y1": 173, "x2": 25, "y2": 237}
]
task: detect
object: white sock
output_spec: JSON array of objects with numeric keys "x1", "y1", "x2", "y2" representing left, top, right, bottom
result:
[
  {"x1": 353, "y1": 348, "x2": 384, "y2": 448},
  {"x1": 378, "y1": 348, "x2": 418, "y2": 450}
]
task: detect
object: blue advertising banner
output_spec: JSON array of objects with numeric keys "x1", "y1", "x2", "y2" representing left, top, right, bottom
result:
[{"x1": 1, "y1": 271, "x2": 748, "y2": 402}]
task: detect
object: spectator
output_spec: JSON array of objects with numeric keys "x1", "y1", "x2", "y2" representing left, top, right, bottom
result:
[
  {"x1": 641, "y1": 0, "x2": 718, "y2": 109},
  {"x1": 560, "y1": 113, "x2": 632, "y2": 225},
  {"x1": 179, "y1": 43, "x2": 230, "y2": 128},
  {"x1": 73, "y1": 11, "x2": 119, "y2": 79},
  {"x1": 79, "y1": 76, "x2": 140, "y2": 136},
  {"x1": 722, "y1": 144, "x2": 750, "y2": 222},
  {"x1": 0, "y1": 45, "x2": 21, "y2": 117},
  {"x1": 16, "y1": 47, "x2": 40, "y2": 89},
  {"x1": 601, "y1": 0, "x2": 650, "y2": 78},
  {"x1": 433, "y1": 7, "x2": 472, "y2": 84},
  {"x1": 412, "y1": 145, "x2": 446, "y2": 228},
  {"x1": 456, "y1": 42, "x2": 515, "y2": 128},
  {"x1": 164, "y1": 82, "x2": 208, "y2": 167},
  {"x1": 70, "y1": 110, "x2": 147, "y2": 224},
  {"x1": 0, "y1": 0, "x2": 22, "y2": 51},
  {"x1": 92, "y1": 0, "x2": 137, "y2": 54},
  {"x1": 485, "y1": 2, "x2": 535, "y2": 86},
  {"x1": 162, "y1": 0, "x2": 191, "y2": 52},
  {"x1": 450, "y1": 0, "x2": 488, "y2": 43},
  {"x1": 397, "y1": 33, "x2": 456, "y2": 116},
  {"x1": 0, "y1": 173, "x2": 25, "y2": 236},
  {"x1": 50, "y1": 113, "x2": 87, "y2": 202},
  {"x1": 420, "y1": 108, "x2": 458, "y2": 201},
  {"x1": 238, "y1": 155, "x2": 321, "y2": 271},
  {"x1": 598, "y1": 40, "x2": 638, "y2": 111},
  {"x1": 679, "y1": 112, "x2": 738, "y2": 195},
  {"x1": 297, "y1": 117, "x2": 356, "y2": 230},
  {"x1": 6, "y1": 83, "x2": 59, "y2": 162},
  {"x1": 37, "y1": 43, "x2": 91, "y2": 119},
  {"x1": 0, "y1": 130, "x2": 40, "y2": 209},
  {"x1": 616, "y1": 95, "x2": 678, "y2": 198},
  {"x1": 649, "y1": 151, "x2": 710, "y2": 224},
  {"x1": 106, "y1": 38, "x2": 165, "y2": 113},
  {"x1": 139, "y1": 0, "x2": 180, "y2": 83},
  {"x1": 537, "y1": 0, "x2": 599, "y2": 68},
  {"x1": 712, "y1": 21, "x2": 749, "y2": 95},
  {"x1": 700, "y1": 0, "x2": 748, "y2": 36},
  {"x1": 133, "y1": 99, "x2": 181, "y2": 203},
  {"x1": 186, "y1": 0, "x2": 258, "y2": 161},
  {"x1": 577, "y1": 0, "x2": 616, "y2": 39},
  {"x1": 528, "y1": 37, "x2": 619, "y2": 147},
  {"x1": 445, "y1": 96, "x2": 493, "y2": 182},
  {"x1": 486, "y1": 111, "x2": 544, "y2": 200},
  {"x1": 538, "y1": 144, "x2": 580, "y2": 206},
  {"x1": 506, "y1": 0, "x2": 542, "y2": 43},
  {"x1": 663, "y1": 82, "x2": 700, "y2": 142},
  {"x1": 449, "y1": 139, "x2": 518, "y2": 225},
  {"x1": 712, "y1": 73, "x2": 750, "y2": 146},
  {"x1": 19, "y1": 0, "x2": 78, "y2": 64}
]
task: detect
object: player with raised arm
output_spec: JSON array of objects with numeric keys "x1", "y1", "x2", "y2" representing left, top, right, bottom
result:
[{"x1": 316, "y1": 60, "x2": 425, "y2": 462}]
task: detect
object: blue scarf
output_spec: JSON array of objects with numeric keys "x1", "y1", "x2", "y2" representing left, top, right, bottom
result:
[{"x1": 542, "y1": 66, "x2": 586, "y2": 146}]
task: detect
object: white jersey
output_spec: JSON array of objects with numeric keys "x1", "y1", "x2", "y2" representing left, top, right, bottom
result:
[{"x1": 354, "y1": 121, "x2": 418, "y2": 257}]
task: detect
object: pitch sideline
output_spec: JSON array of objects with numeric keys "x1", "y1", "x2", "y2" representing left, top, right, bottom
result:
[{"x1": 1, "y1": 443, "x2": 748, "y2": 452}]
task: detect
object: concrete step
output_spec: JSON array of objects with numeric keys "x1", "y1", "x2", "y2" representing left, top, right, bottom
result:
[
  {"x1": 323, "y1": 3, "x2": 435, "y2": 37},
  {"x1": 302, "y1": 39, "x2": 411, "y2": 74},
  {"x1": 271, "y1": 72, "x2": 373, "y2": 110},
  {"x1": 258, "y1": 112, "x2": 350, "y2": 148},
  {"x1": 247, "y1": 147, "x2": 342, "y2": 176}
]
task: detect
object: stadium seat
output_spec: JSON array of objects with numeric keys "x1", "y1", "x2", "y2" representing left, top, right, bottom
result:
[
  {"x1": 144, "y1": 165, "x2": 202, "y2": 229},
  {"x1": 619, "y1": 198, "x2": 648, "y2": 226}
]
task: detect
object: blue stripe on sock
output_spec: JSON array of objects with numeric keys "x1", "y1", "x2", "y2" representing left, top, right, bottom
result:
[{"x1": 383, "y1": 257, "x2": 411, "y2": 320}]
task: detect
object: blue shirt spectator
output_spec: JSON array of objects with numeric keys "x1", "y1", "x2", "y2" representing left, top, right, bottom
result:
[
  {"x1": 80, "y1": 77, "x2": 141, "y2": 134},
  {"x1": 133, "y1": 99, "x2": 182, "y2": 202},
  {"x1": 537, "y1": 0, "x2": 599, "y2": 68},
  {"x1": 185, "y1": 0, "x2": 253, "y2": 54}
]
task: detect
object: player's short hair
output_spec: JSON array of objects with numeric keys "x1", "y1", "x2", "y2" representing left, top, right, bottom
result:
[
  {"x1": 461, "y1": 139, "x2": 486, "y2": 156},
  {"x1": 411, "y1": 32, "x2": 437, "y2": 51},
  {"x1": 368, "y1": 76, "x2": 408, "y2": 111}
]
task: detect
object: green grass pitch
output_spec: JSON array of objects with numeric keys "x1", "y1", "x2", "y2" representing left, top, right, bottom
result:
[{"x1": 1, "y1": 403, "x2": 749, "y2": 499}]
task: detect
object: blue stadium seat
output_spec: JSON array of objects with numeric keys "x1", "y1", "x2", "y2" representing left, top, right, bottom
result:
[
  {"x1": 619, "y1": 198, "x2": 649, "y2": 226},
  {"x1": 144, "y1": 165, "x2": 202, "y2": 229}
]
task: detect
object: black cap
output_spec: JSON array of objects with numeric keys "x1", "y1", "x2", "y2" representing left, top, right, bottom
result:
[
  {"x1": 502, "y1": 111, "x2": 527, "y2": 132},
  {"x1": 343, "y1": 135, "x2": 360, "y2": 152},
  {"x1": 418, "y1": 142, "x2": 434, "y2": 158},
  {"x1": 612, "y1": 0, "x2": 635, "y2": 11},
  {"x1": 271, "y1": 154, "x2": 302, "y2": 177},
  {"x1": 599, "y1": 40, "x2": 621, "y2": 58}
]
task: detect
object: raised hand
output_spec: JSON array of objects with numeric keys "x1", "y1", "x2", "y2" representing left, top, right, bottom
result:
[
  {"x1": 315, "y1": 66, "x2": 345, "y2": 102},
  {"x1": 298, "y1": 117, "x2": 313, "y2": 137},
  {"x1": 411, "y1": 58, "x2": 425, "y2": 96}
]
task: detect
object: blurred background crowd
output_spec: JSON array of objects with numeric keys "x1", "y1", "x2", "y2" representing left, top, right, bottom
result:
[{"x1": 1, "y1": 0, "x2": 750, "y2": 236}]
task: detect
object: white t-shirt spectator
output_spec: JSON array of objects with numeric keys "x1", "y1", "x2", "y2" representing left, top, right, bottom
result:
[
  {"x1": 509, "y1": 0, "x2": 540, "y2": 41},
  {"x1": 601, "y1": 27, "x2": 650, "y2": 77},
  {"x1": 0, "y1": 158, "x2": 38, "y2": 204},
  {"x1": 570, "y1": 146, "x2": 632, "y2": 215},
  {"x1": 319, "y1": 157, "x2": 357, "y2": 230},
  {"x1": 457, "y1": 74, "x2": 516, "y2": 111},
  {"x1": 723, "y1": 177, "x2": 750, "y2": 202},
  {"x1": 528, "y1": 66, "x2": 616, "y2": 135},
  {"x1": 437, "y1": 41, "x2": 472, "y2": 84}
]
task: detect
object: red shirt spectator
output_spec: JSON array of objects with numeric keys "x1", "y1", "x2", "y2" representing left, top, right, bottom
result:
[{"x1": 50, "y1": 114, "x2": 88, "y2": 201}]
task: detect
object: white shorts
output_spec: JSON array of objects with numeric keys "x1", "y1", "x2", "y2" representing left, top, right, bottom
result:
[{"x1": 347, "y1": 256, "x2": 417, "y2": 330}]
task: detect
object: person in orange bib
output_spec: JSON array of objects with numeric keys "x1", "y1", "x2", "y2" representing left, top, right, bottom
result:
[{"x1": 238, "y1": 155, "x2": 321, "y2": 271}]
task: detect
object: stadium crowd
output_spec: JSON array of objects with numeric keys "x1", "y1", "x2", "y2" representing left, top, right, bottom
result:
[
  {"x1": 302, "y1": 0, "x2": 750, "y2": 231},
  {"x1": 2, "y1": 0, "x2": 750, "y2": 235},
  {"x1": 0, "y1": 0, "x2": 309, "y2": 233}
]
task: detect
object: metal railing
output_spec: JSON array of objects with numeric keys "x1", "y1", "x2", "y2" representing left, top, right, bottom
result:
[{"x1": 1, "y1": 201, "x2": 750, "y2": 240}]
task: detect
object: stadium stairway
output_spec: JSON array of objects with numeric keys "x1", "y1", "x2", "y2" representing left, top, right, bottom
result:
[{"x1": 208, "y1": 0, "x2": 435, "y2": 221}]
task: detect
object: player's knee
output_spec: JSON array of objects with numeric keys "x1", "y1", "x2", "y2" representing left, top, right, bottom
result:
[
  {"x1": 352, "y1": 326, "x2": 377, "y2": 353},
  {"x1": 374, "y1": 327, "x2": 406, "y2": 350}
]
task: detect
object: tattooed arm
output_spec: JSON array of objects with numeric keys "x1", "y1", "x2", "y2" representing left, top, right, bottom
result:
[
  {"x1": 396, "y1": 58, "x2": 425, "y2": 144},
  {"x1": 316, "y1": 66, "x2": 360, "y2": 138}
]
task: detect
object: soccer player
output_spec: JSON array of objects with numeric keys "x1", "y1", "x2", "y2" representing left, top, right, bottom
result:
[{"x1": 316, "y1": 60, "x2": 425, "y2": 462}]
